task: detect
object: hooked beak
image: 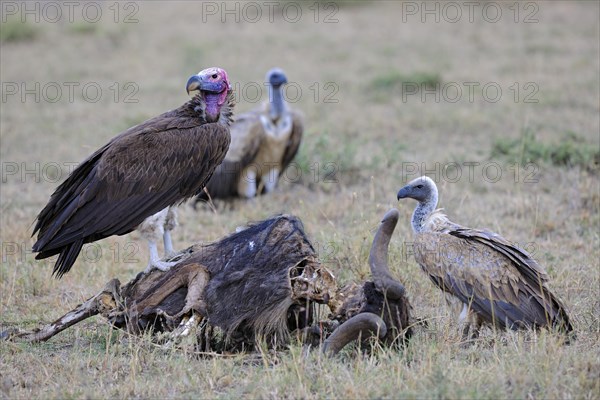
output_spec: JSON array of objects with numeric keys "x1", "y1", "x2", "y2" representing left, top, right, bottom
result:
[
  {"x1": 267, "y1": 68, "x2": 288, "y2": 87},
  {"x1": 186, "y1": 74, "x2": 227, "y2": 95},
  {"x1": 397, "y1": 186, "x2": 410, "y2": 201},
  {"x1": 270, "y1": 75, "x2": 288, "y2": 87}
]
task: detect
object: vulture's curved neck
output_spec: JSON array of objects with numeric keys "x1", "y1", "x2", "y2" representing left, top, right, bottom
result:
[
  {"x1": 412, "y1": 190, "x2": 438, "y2": 233},
  {"x1": 269, "y1": 84, "x2": 287, "y2": 121},
  {"x1": 217, "y1": 91, "x2": 235, "y2": 127},
  {"x1": 190, "y1": 92, "x2": 234, "y2": 127}
]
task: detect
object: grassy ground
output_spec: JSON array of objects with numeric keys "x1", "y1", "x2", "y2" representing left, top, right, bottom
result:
[{"x1": 1, "y1": 1, "x2": 599, "y2": 398}]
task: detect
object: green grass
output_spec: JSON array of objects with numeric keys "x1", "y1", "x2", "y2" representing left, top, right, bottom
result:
[
  {"x1": 68, "y1": 22, "x2": 99, "y2": 35},
  {"x1": 491, "y1": 128, "x2": 600, "y2": 171},
  {"x1": 293, "y1": 129, "x2": 363, "y2": 188},
  {"x1": 0, "y1": 18, "x2": 38, "y2": 43},
  {"x1": 371, "y1": 70, "x2": 442, "y2": 92}
]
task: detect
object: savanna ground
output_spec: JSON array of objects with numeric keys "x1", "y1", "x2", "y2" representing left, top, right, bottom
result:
[{"x1": 1, "y1": 1, "x2": 599, "y2": 398}]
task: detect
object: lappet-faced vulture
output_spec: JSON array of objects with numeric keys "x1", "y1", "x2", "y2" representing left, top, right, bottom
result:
[
  {"x1": 32, "y1": 67, "x2": 234, "y2": 278},
  {"x1": 195, "y1": 67, "x2": 303, "y2": 204},
  {"x1": 397, "y1": 176, "x2": 573, "y2": 341}
]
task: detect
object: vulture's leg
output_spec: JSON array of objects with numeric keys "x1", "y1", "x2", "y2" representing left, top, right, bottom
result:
[
  {"x1": 139, "y1": 208, "x2": 178, "y2": 273},
  {"x1": 469, "y1": 313, "x2": 484, "y2": 340},
  {"x1": 459, "y1": 305, "x2": 483, "y2": 344},
  {"x1": 163, "y1": 232, "x2": 174, "y2": 258},
  {"x1": 262, "y1": 168, "x2": 280, "y2": 193},
  {"x1": 163, "y1": 206, "x2": 179, "y2": 257},
  {"x1": 144, "y1": 244, "x2": 178, "y2": 273},
  {"x1": 458, "y1": 303, "x2": 472, "y2": 342},
  {"x1": 238, "y1": 167, "x2": 257, "y2": 198}
]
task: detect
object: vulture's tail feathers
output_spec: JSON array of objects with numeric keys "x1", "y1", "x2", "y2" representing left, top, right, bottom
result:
[
  {"x1": 48, "y1": 239, "x2": 84, "y2": 279},
  {"x1": 551, "y1": 298, "x2": 575, "y2": 342},
  {"x1": 32, "y1": 194, "x2": 82, "y2": 252}
]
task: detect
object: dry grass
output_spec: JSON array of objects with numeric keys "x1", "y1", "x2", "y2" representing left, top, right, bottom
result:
[{"x1": 1, "y1": 1, "x2": 599, "y2": 398}]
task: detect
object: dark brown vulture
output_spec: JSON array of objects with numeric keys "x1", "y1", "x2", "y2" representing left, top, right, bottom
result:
[
  {"x1": 32, "y1": 67, "x2": 234, "y2": 278},
  {"x1": 195, "y1": 67, "x2": 303, "y2": 204},
  {"x1": 397, "y1": 176, "x2": 574, "y2": 341}
]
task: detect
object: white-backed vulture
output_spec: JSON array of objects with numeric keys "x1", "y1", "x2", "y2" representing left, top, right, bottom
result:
[
  {"x1": 32, "y1": 67, "x2": 234, "y2": 278},
  {"x1": 195, "y1": 67, "x2": 303, "y2": 203},
  {"x1": 397, "y1": 176, "x2": 573, "y2": 340}
]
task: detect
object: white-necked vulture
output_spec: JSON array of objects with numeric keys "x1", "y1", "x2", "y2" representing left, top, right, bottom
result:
[
  {"x1": 195, "y1": 67, "x2": 303, "y2": 203},
  {"x1": 32, "y1": 67, "x2": 234, "y2": 278},
  {"x1": 397, "y1": 176, "x2": 573, "y2": 340}
]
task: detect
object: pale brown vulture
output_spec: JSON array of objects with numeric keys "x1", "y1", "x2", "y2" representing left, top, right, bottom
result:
[
  {"x1": 397, "y1": 176, "x2": 573, "y2": 340},
  {"x1": 195, "y1": 67, "x2": 303, "y2": 204},
  {"x1": 32, "y1": 67, "x2": 234, "y2": 278}
]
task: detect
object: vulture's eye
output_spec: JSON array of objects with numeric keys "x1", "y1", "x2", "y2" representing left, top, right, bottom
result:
[
  {"x1": 415, "y1": 185, "x2": 424, "y2": 189},
  {"x1": 212, "y1": 73, "x2": 218, "y2": 79}
]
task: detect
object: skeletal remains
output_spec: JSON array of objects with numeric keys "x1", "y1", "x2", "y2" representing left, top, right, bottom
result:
[{"x1": 2, "y1": 210, "x2": 412, "y2": 355}]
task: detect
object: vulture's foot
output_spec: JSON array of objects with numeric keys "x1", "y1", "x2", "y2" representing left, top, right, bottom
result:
[
  {"x1": 164, "y1": 251, "x2": 178, "y2": 260},
  {"x1": 143, "y1": 259, "x2": 179, "y2": 274},
  {"x1": 162, "y1": 229, "x2": 177, "y2": 258}
]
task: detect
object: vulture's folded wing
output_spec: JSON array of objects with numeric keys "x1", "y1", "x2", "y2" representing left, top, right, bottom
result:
[{"x1": 33, "y1": 112, "x2": 230, "y2": 277}]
